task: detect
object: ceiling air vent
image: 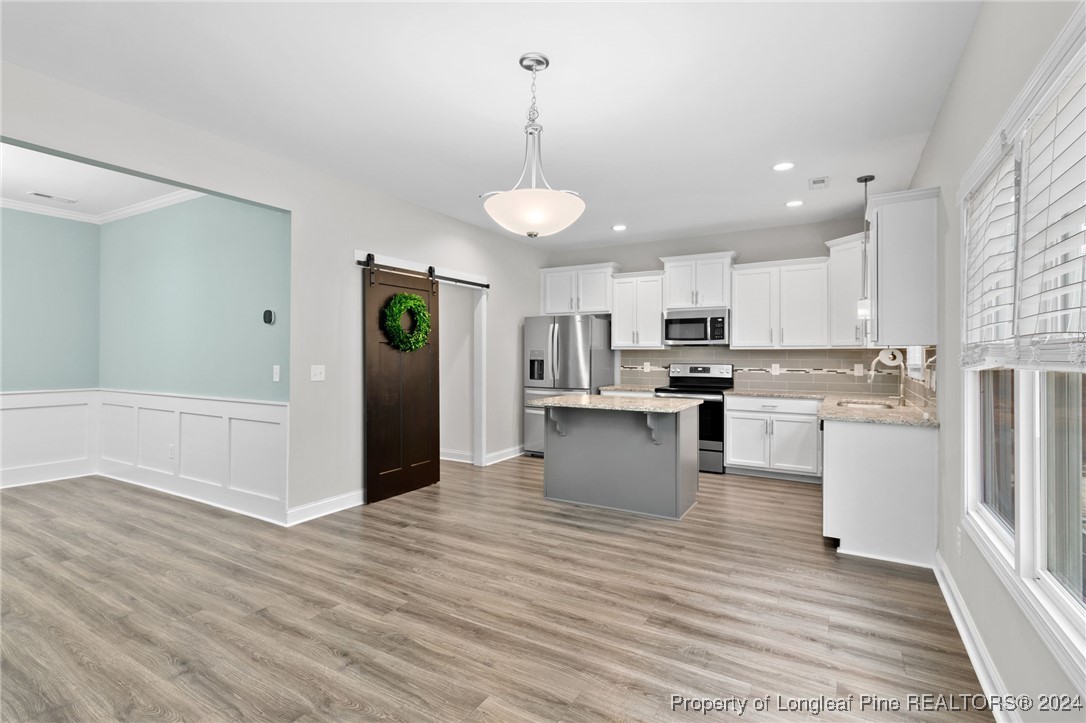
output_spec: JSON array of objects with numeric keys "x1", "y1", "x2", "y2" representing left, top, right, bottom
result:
[
  {"x1": 807, "y1": 177, "x2": 830, "y2": 191},
  {"x1": 28, "y1": 191, "x2": 78, "y2": 204}
]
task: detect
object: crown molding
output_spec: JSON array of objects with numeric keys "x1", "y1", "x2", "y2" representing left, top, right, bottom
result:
[
  {"x1": 1, "y1": 189, "x2": 203, "y2": 225},
  {"x1": 95, "y1": 189, "x2": 202, "y2": 224},
  {"x1": 0, "y1": 197, "x2": 99, "y2": 224}
]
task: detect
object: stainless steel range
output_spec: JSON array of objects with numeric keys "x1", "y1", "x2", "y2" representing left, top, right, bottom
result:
[{"x1": 655, "y1": 363, "x2": 734, "y2": 474}]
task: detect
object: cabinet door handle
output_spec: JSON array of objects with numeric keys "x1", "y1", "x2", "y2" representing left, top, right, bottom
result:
[
  {"x1": 634, "y1": 330, "x2": 638, "y2": 344},
  {"x1": 764, "y1": 419, "x2": 769, "y2": 435},
  {"x1": 577, "y1": 296, "x2": 581, "y2": 309},
  {"x1": 569, "y1": 297, "x2": 573, "y2": 311},
  {"x1": 695, "y1": 290, "x2": 700, "y2": 305},
  {"x1": 691, "y1": 290, "x2": 695, "y2": 305},
  {"x1": 780, "y1": 328, "x2": 784, "y2": 345},
  {"x1": 769, "y1": 328, "x2": 774, "y2": 344},
  {"x1": 855, "y1": 325, "x2": 860, "y2": 343}
]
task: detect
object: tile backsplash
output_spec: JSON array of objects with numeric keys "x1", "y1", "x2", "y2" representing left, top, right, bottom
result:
[{"x1": 620, "y1": 347, "x2": 937, "y2": 407}]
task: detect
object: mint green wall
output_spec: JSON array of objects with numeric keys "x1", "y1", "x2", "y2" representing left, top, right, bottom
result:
[
  {"x1": 1, "y1": 208, "x2": 100, "y2": 391},
  {"x1": 99, "y1": 195, "x2": 290, "y2": 401}
]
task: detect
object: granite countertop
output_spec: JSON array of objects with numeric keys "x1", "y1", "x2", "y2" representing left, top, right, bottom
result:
[
  {"x1": 528, "y1": 394, "x2": 702, "y2": 414},
  {"x1": 722, "y1": 389, "x2": 938, "y2": 428},
  {"x1": 599, "y1": 384, "x2": 659, "y2": 393}
]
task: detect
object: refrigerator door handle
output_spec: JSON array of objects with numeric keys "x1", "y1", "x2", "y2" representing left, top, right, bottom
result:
[{"x1": 550, "y1": 320, "x2": 558, "y2": 383}]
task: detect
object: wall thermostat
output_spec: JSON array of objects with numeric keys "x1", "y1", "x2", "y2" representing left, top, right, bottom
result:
[{"x1": 263, "y1": 310, "x2": 275, "y2": 325}]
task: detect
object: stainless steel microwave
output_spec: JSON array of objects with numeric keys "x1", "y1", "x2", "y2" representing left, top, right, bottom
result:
[{"x1": 664, "y1": 307, "x2": 730, "y2": 346}]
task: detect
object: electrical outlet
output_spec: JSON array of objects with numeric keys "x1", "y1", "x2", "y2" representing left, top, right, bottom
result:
[
  {"x1": 272, "y1": 365, "x2": 281, "y2": 382},
  {"x1": 168, "y1": 444, "x2": 176, "y2": 460},
  {"x1": 771, "y1": 363, "x2": 780, "y2": 376},
  {"x1": 643, "y1": 361, "x2": 650, "y2": 372},
  {"x1": 310, "y1": 364, "x2": 326, "y2": 382},
  {"x1": 956, "y1": 526, "x2": 962, "y2": 557},
  {"x1": 854, "y1": 363, "x2": 865, "y2": 377}
]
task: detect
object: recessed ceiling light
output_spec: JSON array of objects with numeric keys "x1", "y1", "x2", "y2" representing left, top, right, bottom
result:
[
  {"x1": 785, "y1": 200, "x2": 804, "y2": 208},
  {"x1": 773, "y1": 162, "x2": 795, "y2": 172},
  {"x1": 611, "y1": 224, "x2": 627, "y2": 231}
]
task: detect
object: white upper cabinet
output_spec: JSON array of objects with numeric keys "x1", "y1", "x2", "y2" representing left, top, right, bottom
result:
[
  {"x1": 611, "y1": 271, "x2": 664, "y2": 349},
  {"x1": 731, "y1": 259, "x2": 828, "y2": 348},
  {"x1": 826, "y1": 233, "x2": 866, "y2": 347},
  {"x1": 731, "y1": 267, "x2": 778, "y2": 347},
  {"x1": 779, "y1": 262, "x2": 828, "y2": 347},
  {"x1": 540, "y1": 263, "x2": 619, "y2": 315},
  {"x1": 661, "y1": 252, "x2": 737, "y2": 310},
  {"x1": 866, "y1": 188, "x2": 938, "y2": 347}
]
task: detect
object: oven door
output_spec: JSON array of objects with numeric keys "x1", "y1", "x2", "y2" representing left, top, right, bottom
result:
[
  {"x1": 663, "y1": 316, "x2": 709, "y2": 345},
  {"x1": 654, "y1": 392, "x2": 725, "y2": 473}
]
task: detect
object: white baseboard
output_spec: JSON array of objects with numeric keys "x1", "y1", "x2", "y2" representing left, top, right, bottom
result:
[
  {"x1": 837, "y1": 547, "x2": 934, "y2": 570},
  {"x1": 440, "y1": 448, "x2": 474, "y2": 464},
  {"x1": 933, "y1": 552, "x2": 1014, "y2": 723},
  {"x1": 485, "y1": 445, "x2": 524, "y2": 466},
  {"x1": 98, "y1": 472, "x2": 289, "y2": 527},
  {"x1": 286, "y1": 489, "x2": 363, "y2": 526}
]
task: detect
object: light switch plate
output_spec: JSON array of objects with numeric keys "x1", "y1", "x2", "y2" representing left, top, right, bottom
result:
[
  {"x1": 643, "y1": 362, "x2": 650, "y2": 372},
  {"x1": 310, "y1": 364, "x2": 326, "y2": 382},
  {"x1": 771, "y1": 363, "x2": 780, "y2": 376},
  {"x1": 854, "y1": 363, "x2": 865, "y2": 377},
  {"x1": 273, "y1": 365, "x2": 281, "y2": 382}
]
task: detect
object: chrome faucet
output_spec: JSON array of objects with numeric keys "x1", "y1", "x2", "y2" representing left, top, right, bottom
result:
[{"x1": 868, "y1": 348, "x2": 906, "y2": 407}]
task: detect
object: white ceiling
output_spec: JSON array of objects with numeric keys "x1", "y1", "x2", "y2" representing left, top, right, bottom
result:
[
  {"x1": 0, "y1": 2, "x2": 980, "y2": 247},
  {"x1": 1, "y1": 144, "x2": 195, "y2": 223}
]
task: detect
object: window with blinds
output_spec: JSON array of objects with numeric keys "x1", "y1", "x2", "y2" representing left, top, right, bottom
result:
[
  {"x1": 963, "y1": 152, "x2": 1018, "y2": 366},
  {"x1": 1017, "y1": 59, "x2": 1085, "y2": 364}
]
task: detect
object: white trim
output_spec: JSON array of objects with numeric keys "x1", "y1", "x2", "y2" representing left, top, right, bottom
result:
[
  {"x1": 485, "y1": 445, "x2": 524, "y2": 466},
  {"x1": 285, "y1": 489, "x2": 363, "y2": 526},
  {"x1": 823, "y1": 232, "x2": 865, "y2": 250},
  {"x1": 732, "y1": 256, "x2": 828, "y2": 271},
  {"x1": 659, "y1": 251, "x2": 739, "y2": 264},
  {"x1": 933, "y1": 553, "x2": 1017, "y2": 723},
  {"x1": 957, "y1": 4, "x2": 1085, "y2": 203},
  {"x1": 612, "y1": 269, "x2": 665, "y2": 280},
  {"x1": 473, "y1": 288, "x2": 487, "y2": 467},
  {"x1": 963, "y1": 512, "x2": 1086, "y2": 694},
  {"x1": 98, "y1": 387, "x2": 288, "y2": 407},
  {"x1": 865, "y1": 187, "x2": 940, "y2": 221},
  {"x1": 353, "y1": 250, "x2": 489, "y2": 288},
  {"x1": 835, "y1": 548, "x2": 933, "y2": 570},
  {"x1": 1, "y1": 189, "x2": 203, "y2": 225},
  {"x1": 95, "y1": 189, "x2": 203, "y2": 223},
  {"x1": 98, "y1": 472, "x2": 288, "y2": 527},
  {"x1": 440, "y1": 449, "x2": 474, "y2": 464},
  {"x1": 0, "y1": 198, "x2": 100, "y2": 224}
]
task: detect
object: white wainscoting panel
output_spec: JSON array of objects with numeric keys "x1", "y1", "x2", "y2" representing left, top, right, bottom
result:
[
  {"x1": 179, "y1": 412, "x2": 227, "y2": 486},
  {"x1": 229, "y1": 418, "x2": 287, "y2": 500},
  {"x1": 0, "y1": 390, "x2": 99, "y2": 487},
  {"x1": 98, "y1": 390, "x2": 289, "y2": 524},
  {"x1": 101, "y1": 403, "x2": 137, "y2": 464},
  {"x1": 137, "y1": 407, "x2": 177, "y2": 475}
]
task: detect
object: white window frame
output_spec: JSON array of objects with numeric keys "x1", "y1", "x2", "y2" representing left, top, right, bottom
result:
[{"x1": 959, "y1": 6, "x2": 1086, "y2": 692}]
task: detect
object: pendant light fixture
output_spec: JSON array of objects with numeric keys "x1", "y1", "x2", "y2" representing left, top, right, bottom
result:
[
  {"x1": 856, "y1": 174, "x2": 876, "y2": 330},
  {"x1": 481, "y1": 53, "x2": 585, "y2": 238}
]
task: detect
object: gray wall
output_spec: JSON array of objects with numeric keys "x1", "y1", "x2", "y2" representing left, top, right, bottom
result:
[
  {"x1": 909, "y1": 0, "x2": 1080, "y2": 709},
  {"x1": 1, "y1": 63, "x2": 547, "y2": 508},
  {"x1": 438, "y1": 282, "x2": 475, "y2": 459},
  {"x1": 1, "y1": 208, "x2": 99, "y2": 391},
  {"x1": 546, "y1": 216, "x2": 863, "y2": 271}
]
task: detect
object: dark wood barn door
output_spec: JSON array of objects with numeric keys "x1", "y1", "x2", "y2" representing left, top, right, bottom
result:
[{"x1": 363, "y1": 264, "x2": 440, "y2": 503}]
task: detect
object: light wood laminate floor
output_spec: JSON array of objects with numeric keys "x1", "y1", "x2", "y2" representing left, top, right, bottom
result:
[{"x1": 2, "y1": 458, "x2": 988, "y2": 722}]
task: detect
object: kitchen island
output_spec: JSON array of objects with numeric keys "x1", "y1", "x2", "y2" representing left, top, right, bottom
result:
[{"x1": 525, "y1": 394, "x2": 702, "y2": 519}]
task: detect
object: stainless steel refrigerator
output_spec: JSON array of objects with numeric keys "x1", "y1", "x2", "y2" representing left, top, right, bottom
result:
[{"x1": 523, "y1": 314, "x2": 615, "y2": 456}]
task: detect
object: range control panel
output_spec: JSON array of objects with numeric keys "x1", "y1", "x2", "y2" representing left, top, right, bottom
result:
[{"x1": 669, "y1": 363, "x2": 734, "y2": 378}]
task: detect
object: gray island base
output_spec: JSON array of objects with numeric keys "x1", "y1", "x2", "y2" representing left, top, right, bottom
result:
[{"x1": 525, "y1": 395, "x2": 702, "y2": 520}]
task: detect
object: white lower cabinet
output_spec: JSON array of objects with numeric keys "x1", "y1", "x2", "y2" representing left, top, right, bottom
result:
[
  {"x1": 823, "y1": 420, "x2": 936, "y2": 567},
  {"x1": 724, "y1": 396, "x2": 821, "y2": 477}
]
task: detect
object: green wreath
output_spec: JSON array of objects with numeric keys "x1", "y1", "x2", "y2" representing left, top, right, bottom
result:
[{"x1": 382, "y1": 293, "x2": 431, "y2": 352}]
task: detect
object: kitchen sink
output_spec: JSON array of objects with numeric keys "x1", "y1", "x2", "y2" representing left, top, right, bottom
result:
[{"x1": 837, "y1": 400, "x2": 894, "y2": 409}]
